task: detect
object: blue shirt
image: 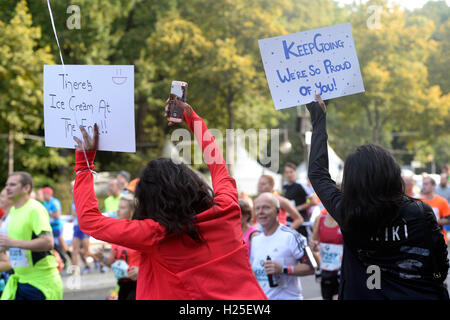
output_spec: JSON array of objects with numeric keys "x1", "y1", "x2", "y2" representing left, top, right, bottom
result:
[{"x1": 43, "y1": 197, "x2": 62, "y2": 230}]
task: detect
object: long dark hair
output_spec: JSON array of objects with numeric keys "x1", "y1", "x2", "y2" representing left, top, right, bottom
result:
[
  {"x1": 339, "y1": 144, "x2": 410, "y2": 243},
  {"x1": 133, "y1": 158, "x2": 214, "y2": 242}
]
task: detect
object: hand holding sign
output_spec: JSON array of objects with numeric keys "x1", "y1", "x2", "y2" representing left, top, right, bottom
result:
[
  {"x1": 73, "y1": 123, "x2": 99, "y2": 151},
  {"x1": 258, "y1": 23, "x2": 364, "y2": 109},
  {"x1": 315, "y1": 93, "x2": 327, "y2": 113},
  {"x1": 44, "y1": 65, "x2": 135, "y2": 152},
  {"x1": 306, "y1": 94, "x2": 328, "y2": 122}
]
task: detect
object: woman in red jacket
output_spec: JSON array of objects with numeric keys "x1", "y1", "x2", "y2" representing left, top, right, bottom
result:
[{"x1": 73, "y1": 99, "x2": 267, "y2": 300}]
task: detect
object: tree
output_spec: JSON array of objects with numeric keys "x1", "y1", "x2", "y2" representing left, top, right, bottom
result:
[
  {"x1": 134, "y1": 1, "x2": 290, "y2": 175},
  {"x1": 409, "y1": 0, "x2": 450, "y2": 92},
  {"x1": 0, "y1": 0, "x2": 69, "y2": 183},
  {"x1": 427, "y1": 20, "x2": 450, "y2": 94},
  {"x1": 326, "y1": 0, "x2": 449, "y2": 167}
]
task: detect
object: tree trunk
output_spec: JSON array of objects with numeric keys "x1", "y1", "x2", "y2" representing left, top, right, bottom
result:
[
  {"x1": 135, "y1": 100, "x2": 147, "y2": 146},
  {"x1": 8, "y1": 129, "x2": 14, "y2": 174}
]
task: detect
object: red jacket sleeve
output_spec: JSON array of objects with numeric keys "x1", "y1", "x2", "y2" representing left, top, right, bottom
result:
[
  {"x1": 184, "y1": 108, "x2": 238, "y2": 205},
  {"x1": 73, "y1": 150, "x2": 165, "y2": 251}
]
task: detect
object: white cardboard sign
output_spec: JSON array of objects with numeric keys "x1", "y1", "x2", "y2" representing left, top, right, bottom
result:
[
  {"x1": 258, "y1": 23, "x2": 365, "y2": 110},
  {"x1": 43, "y1": 65, "x2": 135, "y2": 152}
]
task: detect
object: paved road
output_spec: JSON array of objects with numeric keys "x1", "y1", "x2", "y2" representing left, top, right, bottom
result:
[
  {"x1": 60, "y1": 269, "x2": 336, "y2": 300},
  {"x1": 61, "y1": 269, "x2": 323, "y2": 300},
  {"x1": 62, "y1": 270, "x2": 116, "y2": 300},
  {"x1": 63, "y1": 250, "x2": 450, "y2": 300}
]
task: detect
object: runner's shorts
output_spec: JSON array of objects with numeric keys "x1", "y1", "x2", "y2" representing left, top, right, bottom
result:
[{"x1": 73, "y1": 225, "x2": 89, "y2": 240}]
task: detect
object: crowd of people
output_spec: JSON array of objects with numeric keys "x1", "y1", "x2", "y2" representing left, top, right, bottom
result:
[{"x1": 0, "y1": 96, "x2": 448, "y2": 300}]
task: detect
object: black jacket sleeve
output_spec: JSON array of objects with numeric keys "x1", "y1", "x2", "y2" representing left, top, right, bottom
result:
[
  {"x1": 306, "y1": 100, "x2": 343, "y2": 225},
  {"x1": 423, "y1": 202, "x2": 450, "y2": 283}
]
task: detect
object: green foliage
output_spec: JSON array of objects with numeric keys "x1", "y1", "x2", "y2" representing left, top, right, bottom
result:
[
  {"x1": 326, "y1": 0, "x2": 449, "y2": 169},
  {"x1": 0, "y1": 0, "x2": 70, "y2": 184},
  {"x1": 0, "y1": 0, "x2": 448, "y2": 197}
]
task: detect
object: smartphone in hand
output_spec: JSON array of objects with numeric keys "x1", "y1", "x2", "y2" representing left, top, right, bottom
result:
[{"x1": 168, "y1": 80, "x2": 188, "y2": 123}]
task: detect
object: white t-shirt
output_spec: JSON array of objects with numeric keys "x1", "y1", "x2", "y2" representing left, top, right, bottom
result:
[
  {"x1": 0, "y1": 214, "x2": 10, "y2": 251},
  {"x1": 0, "y1": 214, "x2": 9, "y2": 236},
  {"x1": 250, "y1": 224, "x2": 308, "y2": 300}
]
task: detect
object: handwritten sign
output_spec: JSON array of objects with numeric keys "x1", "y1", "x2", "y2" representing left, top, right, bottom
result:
[
  {"x1": 258, "y1": 23, "x2": 364, "y2": 110},
  {"x1": 43, "y1": 65, "x2": 135, "y2": 152}
]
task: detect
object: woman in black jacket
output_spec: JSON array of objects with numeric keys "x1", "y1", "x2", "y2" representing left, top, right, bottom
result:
[{"x1": 306, "y1": 94, "x2": 449, "y2": 300}]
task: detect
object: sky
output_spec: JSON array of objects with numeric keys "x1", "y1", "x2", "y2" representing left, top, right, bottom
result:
[{"x1": 336, "y1": 0, "x2": 450, "y2": 10}]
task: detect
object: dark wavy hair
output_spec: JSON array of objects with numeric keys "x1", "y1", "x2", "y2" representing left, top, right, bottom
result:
[
  {"x1": 133, "y1": 158, "x2": 214, "y2": 242},
  {"x1": 339, "y1": 144, "x2": 411, "y2": 243}
]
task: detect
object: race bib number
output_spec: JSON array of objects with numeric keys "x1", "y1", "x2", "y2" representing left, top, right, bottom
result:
[
  {"x1": 320, "y1": 243, "x2": 343, "y2": 271},
  {"x1": 9, "y1": 248, "x2": 30, "y2": 268},
  {"x1": 111, "y1": 259, "x2": 129, "y2": 279}
]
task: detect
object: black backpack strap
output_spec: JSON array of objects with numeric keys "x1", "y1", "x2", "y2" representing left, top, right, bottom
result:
[{"x1": 419, "y1": 201, "x2": 450, "y2": 299}]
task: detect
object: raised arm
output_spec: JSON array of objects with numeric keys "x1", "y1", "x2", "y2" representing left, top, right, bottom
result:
[
  {"x1": 167, "y1": 99, "x2": 238, "y2": 204},
  {"x1": 306, "y1": 94, "x2": 343, "y2": 225},
  {"x1": 73, "y1": 126, "x2": 165, "y2": 251},
  {"x1": 278, "y1": 196, "x2": 304, "y2": 229}
]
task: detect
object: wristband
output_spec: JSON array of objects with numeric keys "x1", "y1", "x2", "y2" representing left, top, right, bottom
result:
[{"x1": 283, "y1": 265, "x2": 294, "y2": 275}]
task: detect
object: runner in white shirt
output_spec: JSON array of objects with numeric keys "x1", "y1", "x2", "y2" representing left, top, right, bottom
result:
[{"x1": 250, "y1": 192, "x2": 316, "y2": 300}]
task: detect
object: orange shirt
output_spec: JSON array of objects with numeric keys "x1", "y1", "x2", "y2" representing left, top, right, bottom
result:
[{"x1": 421, "y1": 195, "x2": 450, "y2": 243}]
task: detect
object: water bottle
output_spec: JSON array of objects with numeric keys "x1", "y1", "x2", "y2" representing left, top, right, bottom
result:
[{"x1": 266, "y1": 255, "x2": 278, "y2": 287}]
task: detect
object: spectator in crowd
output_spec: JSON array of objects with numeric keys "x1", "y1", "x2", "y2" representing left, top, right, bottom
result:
[
  {"x1": 250, "y1": 192, "x2": 315, "y2": 300},
  {"x1": 0, "y1": 172, "x2": 62, "y2": 300},
  {"x1": 72, "y1": 98, "x2": 267, "y2": 299},
  {"x1": 306, "y1": 93, "x2": 449, "y2": 300}
]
